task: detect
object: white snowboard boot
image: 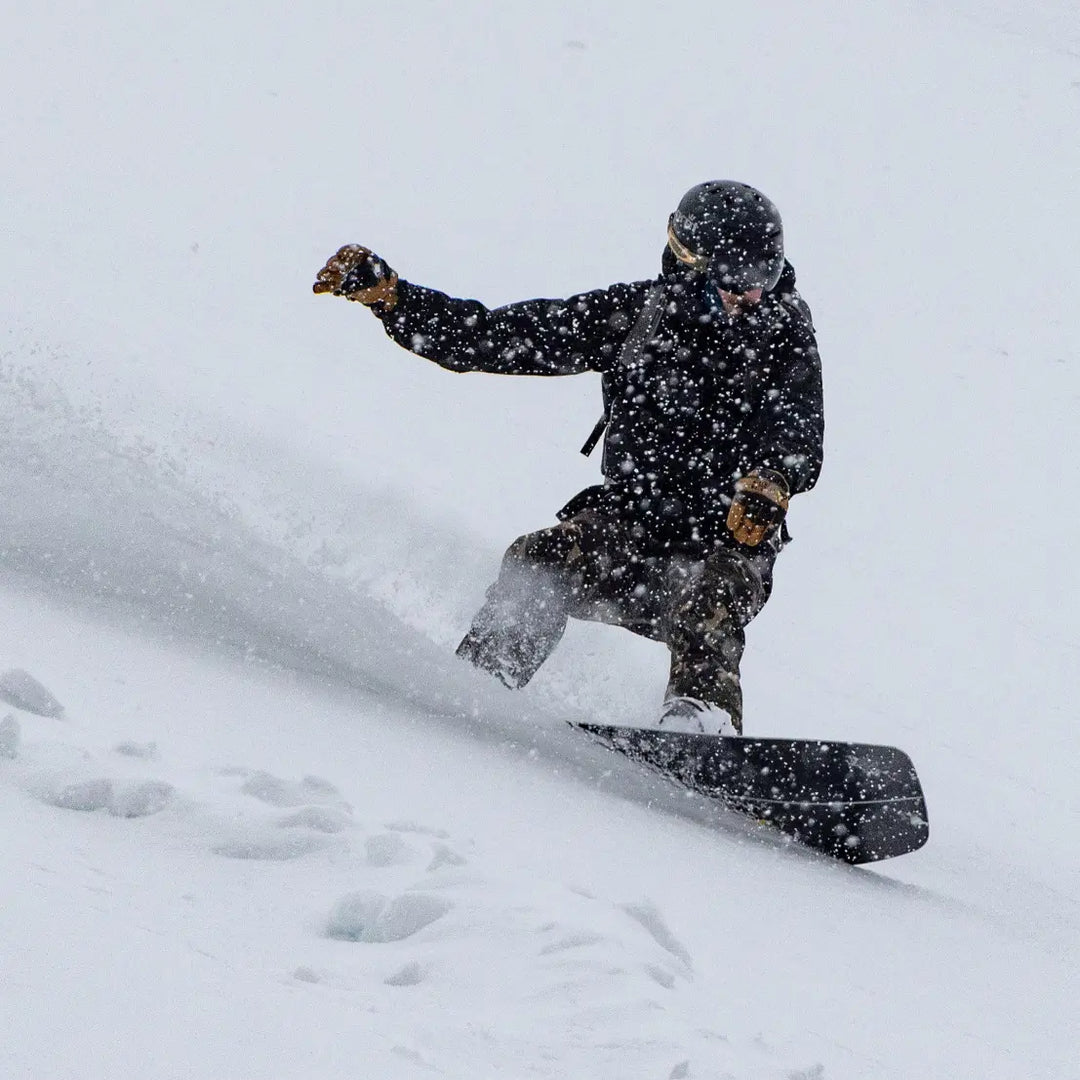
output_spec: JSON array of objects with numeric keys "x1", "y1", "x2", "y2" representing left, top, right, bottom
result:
[{"x1": 657, "y1": 695, "x2": 740, "y2": 736}]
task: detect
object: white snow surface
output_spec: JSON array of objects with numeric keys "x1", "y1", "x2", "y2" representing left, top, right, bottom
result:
[{"x1": 2, "y1": 2, "x2": 1079, "y2": 1078}]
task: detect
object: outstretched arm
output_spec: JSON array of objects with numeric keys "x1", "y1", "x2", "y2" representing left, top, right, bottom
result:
[{"x1": 314, "y1": 244, "x2": 647, "y2": 377}]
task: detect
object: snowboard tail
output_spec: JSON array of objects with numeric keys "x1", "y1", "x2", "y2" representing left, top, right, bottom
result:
[{"x1": 575, "y1": 723, "x2": 929, "y2": 864}]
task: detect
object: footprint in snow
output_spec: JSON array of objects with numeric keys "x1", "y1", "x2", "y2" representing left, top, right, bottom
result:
[
  {"x1": 426, "y1": 841, "x2": 467, "y2": 872},
  {"x1": 41, "y1": 776, "x2": 175, "y2": 818},
  {"x1": 645, "y1": 963, "x2": 679, "y2": 990},
  {"x1": 277, "y1": 805, "x2": 352, "y2": 834},
  {"x1": 384, "y1": 819, "x2": 450, "y2": 840},
  {"x1": 110, "y1": 780, "x2": 176, "y2": 818},
  {"x1": 0, "y1": 715, "x2": 21, "y2": 758},
  {"x1": 365, "y1": 832, "x2": 417, "y2": 867},
  {"x1": 212, "y1": 830, "x2": 329, "y2": 861},
  {"x1": 536, "y1": 905, "x2": 691, "y2": 998},
  {"x1": 325, "y1": 890, "x2": 452, "y2": 943},
  {"x1": 620, "y1": 901, "x2": 693, "y2": 971},
  {"x1": 208, "y1": 770, "x2": 354, "y2": 859},
  {"x1": 48, "y1": 778, "x2": 113, "y2": 812},
  {"x1": 787, "y1": 1066, "x2": 826, "y2": 1080},
  {"x1": 0, "y1": 669, "x2": 64, "y2": 718},
  {"x1": 378, "y1": 821, "x2": 468, "y2": 871},
  {"x1": 290, "y1": 962, "x2": 427, "y2": 990},
  {"x1": 383, "y1": 960, "x2": 425, "y2": 986},
  {"x1": 240, "y1": 771, "x2": 349, "y2": 810},
  {"x1": 538, "y1": 929, "x2": 607, "y2": 955},
  {"x1": 111, "y1": 740, "x2": 158, "y2": 761}
]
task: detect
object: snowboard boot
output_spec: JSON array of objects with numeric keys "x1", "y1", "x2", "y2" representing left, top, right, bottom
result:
[
  {"x1": 657, "y1": 695, "x2": 740, "y2": 736},
  {"x1": 456, "y1": 620, "x2": 552, "y2": 689},
  {"x1": 661, "y1": 551, "x2": 759, "y2": 735}
]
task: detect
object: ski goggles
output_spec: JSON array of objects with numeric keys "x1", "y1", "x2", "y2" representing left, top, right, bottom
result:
[
  {"x1": 667, "y1": 215, "x2": 782, "y2": 294},
  {"x1": 666, "y1": 215, "x2": 711, "y2": 272}
]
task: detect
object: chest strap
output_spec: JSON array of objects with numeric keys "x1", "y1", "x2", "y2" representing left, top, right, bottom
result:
[{"x1": 580, "y1": 282, "x2": 666, "y2": 456}]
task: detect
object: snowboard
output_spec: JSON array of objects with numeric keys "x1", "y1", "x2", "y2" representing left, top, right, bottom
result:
[{"x1": 573, "y1": 723, "x2": 929, "y2": 864}]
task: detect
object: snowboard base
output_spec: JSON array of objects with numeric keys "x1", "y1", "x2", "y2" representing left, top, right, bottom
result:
[{"x1": 574, "y1": 723, "x2": 929, "y2": 864}]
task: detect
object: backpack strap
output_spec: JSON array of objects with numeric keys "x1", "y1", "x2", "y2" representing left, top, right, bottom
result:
[{"x1": 580, "y1": 282, "x2": 666, "y2": 456}]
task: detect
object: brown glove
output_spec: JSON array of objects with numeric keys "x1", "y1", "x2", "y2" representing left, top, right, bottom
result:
[
  {"x1": 726, "y1": 468, "x2": 790, "y2": 547},
  {"x1": 313, "y1": 245, "x2": 398, "y2": 311}
]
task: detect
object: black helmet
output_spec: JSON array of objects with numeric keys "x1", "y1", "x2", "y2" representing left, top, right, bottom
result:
[{"x1": 667, "y1": 181, "x2": 785, "y2": 292}]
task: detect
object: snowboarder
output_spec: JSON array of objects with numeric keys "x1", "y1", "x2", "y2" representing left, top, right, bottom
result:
[{"x1": 314, "y1": 181, "x2": 823, "y2": 734}]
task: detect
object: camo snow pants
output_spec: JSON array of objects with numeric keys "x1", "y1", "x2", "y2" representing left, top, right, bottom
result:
[{"x1": 456, "y1": 511, "x2": 783, "y2": 731}]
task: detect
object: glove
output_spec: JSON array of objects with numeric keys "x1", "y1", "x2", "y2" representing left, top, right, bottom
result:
[
  {"x1": 313, "y1": 245, "x2": 398, "y2": 311},
  {"x1": 726, "y1": 468, "x2": 790, "y2": 547}
]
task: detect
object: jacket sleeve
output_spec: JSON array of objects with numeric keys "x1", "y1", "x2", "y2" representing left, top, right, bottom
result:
[
  {"x1": 747, "y1": 307, "x2": 825, "y2": 496},
  {"x1": 373, "y1": 279, "x2": 648, "y2": 376}
]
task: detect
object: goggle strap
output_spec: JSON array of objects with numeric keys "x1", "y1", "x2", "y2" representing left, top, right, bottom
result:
[{"x1": 666, "y1": 218, "x2": 710, "y2": 271}]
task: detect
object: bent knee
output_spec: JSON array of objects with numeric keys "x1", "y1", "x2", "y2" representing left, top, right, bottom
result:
[
  {"x1": 505, "y1": 520, "x2": 584, "y2": 570},
  {"x1": 696, "y1": 550, "x2": 769, "y2": 625}
]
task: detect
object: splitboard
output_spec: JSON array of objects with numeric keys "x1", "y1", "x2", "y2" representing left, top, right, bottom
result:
[{"x1": 573, "y1": 723, "x2": 929, "y2": 864}]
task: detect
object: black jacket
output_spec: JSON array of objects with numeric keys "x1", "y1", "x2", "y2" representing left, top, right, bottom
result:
[{"x1": 376, "y1": 258, "x2": 823, "y2": 553}]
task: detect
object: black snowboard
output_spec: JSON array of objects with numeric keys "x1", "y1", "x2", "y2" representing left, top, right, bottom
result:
[{"x1": 574, "y1": 723, "x2": 929, "y2": 864}]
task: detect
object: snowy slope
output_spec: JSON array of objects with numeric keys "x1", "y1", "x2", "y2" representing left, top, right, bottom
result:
[{"x1": 2, "y1": 1, "x2": 1079, "y2": 1078}]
